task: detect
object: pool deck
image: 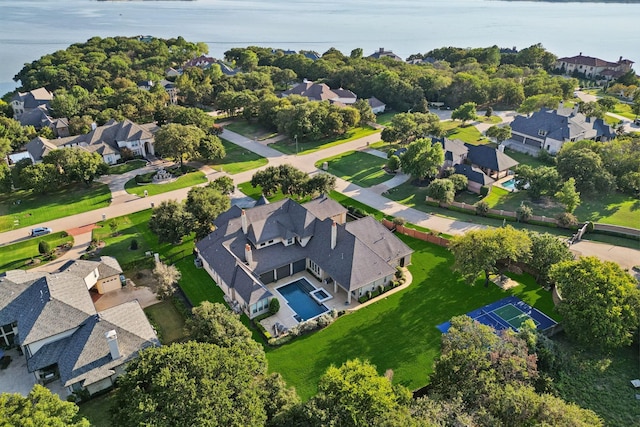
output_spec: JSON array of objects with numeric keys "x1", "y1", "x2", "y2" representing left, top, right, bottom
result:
[
  {"x1": 260, "y1": 272, "x2": 361, "y2": 333},
  {"x1": 495, "y1": 175, "x2": 518, "y2": 192},
  {"x1": 259, "y1": 268, "x2": 415, "y2": 335}
]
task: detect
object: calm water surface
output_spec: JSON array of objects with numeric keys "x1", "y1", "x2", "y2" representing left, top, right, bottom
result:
[{"x1": 0, "y1": 0, "x2": 638, "y2": 94}]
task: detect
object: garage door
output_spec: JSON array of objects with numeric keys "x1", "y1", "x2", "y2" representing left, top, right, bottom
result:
[
  {"x1": 260, "y1": 270, "x2": 275, "y2": 285},
  {"x1": 292, "y1": 259, "x2": 306, "y2": 274},
  {"x1": 276, "y1": 265, "x2": 291, "y2": 280},
  {"x1": 511, "y1": 134, "x2": 524, "y2": 143}
]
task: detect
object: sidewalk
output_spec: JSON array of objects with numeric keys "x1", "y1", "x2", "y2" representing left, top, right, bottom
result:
[{"x1": 2, "y1": 125, "x2": 639, "y2": 271}]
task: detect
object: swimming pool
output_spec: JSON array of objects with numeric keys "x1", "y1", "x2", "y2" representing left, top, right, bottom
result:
[
  {"x1": 277, "y1": 278, "x2": 329, "y2": 322},
  {"x1": 501, "y1": 178, "x2": 516, "y2": 190}
]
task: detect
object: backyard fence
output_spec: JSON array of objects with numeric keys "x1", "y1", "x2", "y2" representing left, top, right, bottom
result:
[
  {"x1": 425, "y1": 197, "x2": 560, "y2": 226},
  {"x1": 381, "y1": 219, "x2": 450, "y2": 247}
]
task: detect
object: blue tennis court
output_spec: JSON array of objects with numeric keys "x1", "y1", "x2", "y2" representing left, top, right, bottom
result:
[{"x1": 437, "y1": 296, "x2": 557, "y2": 333}]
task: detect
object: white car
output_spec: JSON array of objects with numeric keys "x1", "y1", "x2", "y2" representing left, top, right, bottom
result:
[{"x1": 30, "y1": 227, "x2": 52, "y2": 237}]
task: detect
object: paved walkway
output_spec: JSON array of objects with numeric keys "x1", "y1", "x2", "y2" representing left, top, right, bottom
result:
[{"x1": 2, "y1": 122, "x2": 639, "y2": 271}]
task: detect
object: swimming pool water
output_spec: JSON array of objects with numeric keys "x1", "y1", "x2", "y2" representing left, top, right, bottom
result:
[
  {"x1": 277, "y1": 279, "x2": 328, "y2": 321},
  {"x1": 502, "y1": 179, "x2": 516, "y2": 190}
]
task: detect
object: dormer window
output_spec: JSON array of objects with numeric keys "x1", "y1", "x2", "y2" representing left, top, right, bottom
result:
[{"x1": 538, "y1": 130, "x2": 547, "y2": 137}]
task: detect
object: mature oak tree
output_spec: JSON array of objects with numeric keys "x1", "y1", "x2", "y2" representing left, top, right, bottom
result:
[
  {"x1": 426, "y1": 178, "x2": 455, "y2": 205},
  {"x1": 154, "y1": 123, "x2": 205, "y2": 167},
  {"x1": 148, "y1": 200, "x2": 193, "y2": 244},
  {"x1": 449, "y1": 226, "x2": 531, "y2": 287},
  {"x1": 0, "y1": 385, "x2": 89, "y2": 427},
  {"x1": 550, "y1": 256, "x2": 640, "y2": 349},
  {"x1": 185, "y1": 184, "x2": 230, "y2": 239},
  {"x1": 450, "y1": 101, "x2": 477, "y2": 124},
  {"x1": 400, "y1": 137, "x2": 444, "y2": 182}
]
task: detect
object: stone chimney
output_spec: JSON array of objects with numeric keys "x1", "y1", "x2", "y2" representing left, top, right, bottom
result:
[
  {"x1": 241, "y1": 209, "x2": 248, "y2": 234},
  {"x1": 331, "y1": 221, "x2": 337, "y2": 250},
  {"x1": 105, "y1": 330, "x2": 121, "y2": 360},
  {"x1": 245, "y1": 243, "x2": 253, "y2": 264}
]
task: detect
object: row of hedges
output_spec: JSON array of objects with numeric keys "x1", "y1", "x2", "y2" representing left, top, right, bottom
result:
[
  {"x1": 266, "y1": 309, "x2": 341, "y2": 346},
  {"x1": 357, "y1": 267, "x2": 407, "y2": 304}
]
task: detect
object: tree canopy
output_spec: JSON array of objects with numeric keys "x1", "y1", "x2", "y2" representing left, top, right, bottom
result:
[
  {"x1": 185, "y1": 184, "x2": 231, "y2": 239},
  {"x1": 148, "y1": 199, "x2": 194, "y2": 244},
  {"x1": 550, "y1": 256, "x2": 640, "y2": 349},
  {"x1": 0, "y1": 385, "x2": 89, "y2": 427},
  {"x1": 449, "y1": 226, "x2": 531, "y2": 286},
  {"x1": 154, "y1": 123, "x2": 206, "y2": 167},
  {"x1": 400, "y1": 137, "x2": 444, "y2": 181}
]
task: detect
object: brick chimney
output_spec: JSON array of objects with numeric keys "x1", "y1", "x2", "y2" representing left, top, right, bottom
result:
[
  {"x1": 241, "y1": 209, "x2": 248, "y2": 234},
  {"x1": 105, "y1": 330, "x2": 121, "y2": 360},
  {"x1": 245, "y1": 243, "x2": 253, "y2": 264},
  {"x1": 331, "y1": 221, "x2": 337, "y2": 250}
]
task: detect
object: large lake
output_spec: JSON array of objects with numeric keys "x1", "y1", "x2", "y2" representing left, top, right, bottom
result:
[{"x1": 0, "y1": 0, "x2": 639, "y2": 94}]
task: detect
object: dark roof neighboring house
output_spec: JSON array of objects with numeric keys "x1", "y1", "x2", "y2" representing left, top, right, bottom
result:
[
  {"x1": 510, "y1": 107, "x2": 615, "y2": 145},
  {"x1": 281, "y1": 81, "x2": 357, "y2": 104},
  {"x1": 465, "y1": 143, "x2": 519, "y2": 172},
  {"x1": 12, "y1": 87, "x2": 54, "y2": 110},
  {"x1": 368, "y1": 47, "x2": 403, "y2": 61},
  {"x1": 0, "y1": 267, "x2": 159, "y2": 391},
  {"x1": 454, "y1": 163, "x2": 495, "y2": 185}
]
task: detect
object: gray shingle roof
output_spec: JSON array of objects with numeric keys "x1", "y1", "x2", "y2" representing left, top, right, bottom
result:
[
  {"x1": 510, "y1": 108, "x2": 615, "y2": 142},
  {"x1": 465, "y1": 143, "x2": 519, "y2": 172},
  {"x1": 196, "y1": 197, "x2": 413, "y2": 300},
  {"x1": 61, "y1": 259, "x2": 99, "y2": 279},
  {"x1": 454, "y1": 164, "x2": 495, "y2": 185},
  {"x1": 0, "y1": 271, "x2": 159, "y2": 389},
  {"x1": 302, "y1": 196, "x2": 347, "y2": 221}
]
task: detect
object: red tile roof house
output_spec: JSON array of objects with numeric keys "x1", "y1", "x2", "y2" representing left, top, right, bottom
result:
[
  {"x1": 554, "y1": 53, "x2": 634, "y2": 80},
  {"x1": 195, "y1": 196, "x2": 413, "y2": 323}
]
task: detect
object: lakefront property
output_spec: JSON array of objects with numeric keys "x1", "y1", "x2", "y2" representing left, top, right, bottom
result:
[{"x1": 195, "y1": 196, "x2": 413, "y2": 325}]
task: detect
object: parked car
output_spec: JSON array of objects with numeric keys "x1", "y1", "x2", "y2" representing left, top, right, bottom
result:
[{"x1": 30, "y1": 227, "x2": 52, "y2": 237}]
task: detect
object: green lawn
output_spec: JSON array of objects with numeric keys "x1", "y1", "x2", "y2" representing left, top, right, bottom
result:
[
  {"x1": 77, "y1": 392, "x2": 116, "y2": 427},
  {"x1": 441, "y1": 121, "x2": 487, "y2": 145},
  {"x1": 270, "y1": 126, "x2": 380, "y2": 155},
  {"x1": 94, "y1": 210, "x2": 196, "y2": 269},
  {"x1": 0, "y1": 183, "x2": 111, "y2": 232},
  {"x1": 207, "y1": 139, "x2": 268, "y2": 174},
  {"x1": 0, "y1": 232, "x2": 74, "y2": 273},
  {"x1": 315, "y1": 151, "x2": 390, "y2": 188},
  {"x1": 384, "y1": 181, "x2": 573, "y2": 237},
  {"x1": 266, "y1": 236, "x2": 559, "y2": 400},
  {"x1": 375, "y1": 111, "x2": 398, "y2": 126},
  {"x1": 124, "y1": 171, "x2": 207, "y2": 197},
  {"x1": 475, "y1": 115, "x2": 503, "y2": 124},
  {"x1": 108, "y1": 159, "x2": 147, "y2": 175},
  {"x1": 484, "y1": 185, "x2": 640, "y2": 228},
  {"x1": 552, "y1": 336, "x2": 640, "y2": 427},
  {"x1": 611, "y1": 102, "x2": 637, "y2": 120},
  {"x1": 174, "y1": 256, "x2": 226, "y2": 306},
  {"x1": 144, "y1": 299, "x2": 188, "y2": 344},
  {"x1": 504, "y1": 148, "x2": 549, "y2": 169},
  {"x1": 573, "y1": 192, "x2": 640, "y2": 227},
  {"x1": 224, "y1": 120, "x2": 278, "y2": 140}
]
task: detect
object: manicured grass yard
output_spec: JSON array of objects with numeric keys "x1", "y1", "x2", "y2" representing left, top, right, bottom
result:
[
  {"x1": 441, "y1": 121, "x2": 487, "y2": 145},
  {"x1": 224, "y1": 120, "x2": 278, "y2": 140},
  {"x1": 108, "y1": 159, "x2": 147, "y2": 175},
  {"x1": 266, "y1": 236, "x2": 559, "y2": 400},
  {"x1": 174, "y1": 256, "x2": 226, "y2": 306},
  {"x1": 315, "y1": 151, "x2": 390, "y2": 188},
  {"x1": 124, "y1": 171, "x2": 207, "y2": 197},
  {"x1": 77, "y1": 392, "x2": 116, "y2": 427},
  {"x1": 0, "y1": 183, "x2": 111, "y2": 232},
  {"x1": 573, "y1": 192, "x2": 640, "y2": 227},
  {"x1": 207, "y1": 139, "x2": 268, "y2": 174},
  {"x1": 0, "y1": 232, "x2": 74, "y2": 273},
  {"x1": 144, "y1": 299, "x2": 187, "y2": 344},
  {"x1": 94, "y1": 210, "x2": 196, "y2": 269},
  {"x1": 375, "y1": 111, "x2": 398, "y2": 126},
  {"x1": 504, "y1": 148, "x2": 548, "y2": 169},
  {"x1": 270, "y1": 126, "x2": 380, "y2": 155}
]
